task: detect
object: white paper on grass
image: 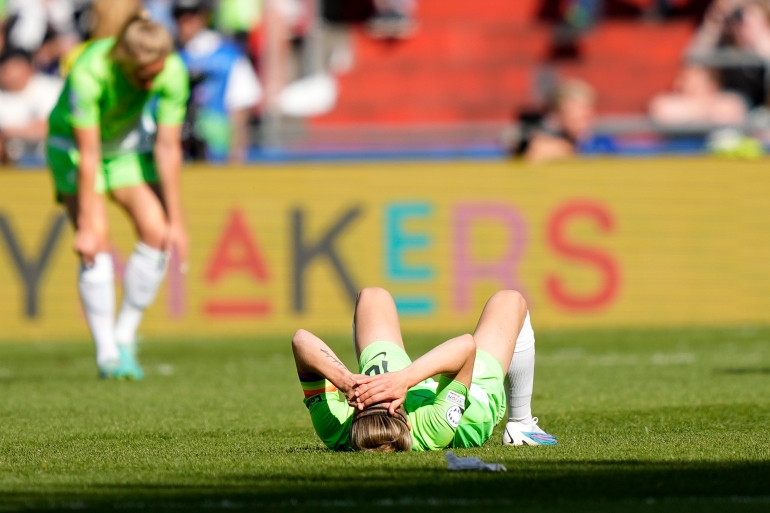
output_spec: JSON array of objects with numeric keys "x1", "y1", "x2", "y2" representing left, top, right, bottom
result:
[{"x1": 445, "y1": 451, "x2": 507, "y2": 472}]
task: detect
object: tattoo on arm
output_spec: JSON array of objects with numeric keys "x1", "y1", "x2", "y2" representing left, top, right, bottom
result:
[{"x1": 320, "y1": 349, "x2": 346, "y2": 369}]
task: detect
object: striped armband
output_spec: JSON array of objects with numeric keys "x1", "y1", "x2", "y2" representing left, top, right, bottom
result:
[{"x1": 298, "y1": 372, "x2": 337, "y2": 399}]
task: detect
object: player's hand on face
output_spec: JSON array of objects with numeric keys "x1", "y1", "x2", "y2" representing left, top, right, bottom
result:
[
  {"x1": 73, "y1": 226, "x2": 100, "y2": 267},
  {"x1": 353, "y1": 371, "x2": 409, "y2": 414},
  {"x1": 165, "y1": 222, "x2": 189, "y2": 273}
]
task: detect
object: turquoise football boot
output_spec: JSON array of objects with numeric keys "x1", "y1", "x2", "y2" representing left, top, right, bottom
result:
[
  {"x1": 98, "y1": 358, "x2": 126, "y2": 379},
  {"x1": 117, "y1": 344, "x2": 145, "y2": 381}
]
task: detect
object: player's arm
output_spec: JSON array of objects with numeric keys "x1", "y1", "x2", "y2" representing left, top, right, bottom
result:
[
  {"x1": 154, "y1": 54, "x2": 190, "y2": 269},
  {"x1": 154, "y1": 123, "x2": 188, "y2": 268},
  {"x1": 72, "y1": 126, "x2": 102, "y2": 265},
  {"x1": 67, "y1": 63, "x2": 104, "y2": 265},
  {"x1": 354, "y1": 334, "x2": 476, "y2": 413},
  {"x1": 292, "y1": 329, "x2": 361, "y2": 404}
]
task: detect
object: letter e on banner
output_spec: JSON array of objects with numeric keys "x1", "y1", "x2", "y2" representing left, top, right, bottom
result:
[{"x1": 545, "y1": 201, "x2": 620, "y2": 311}]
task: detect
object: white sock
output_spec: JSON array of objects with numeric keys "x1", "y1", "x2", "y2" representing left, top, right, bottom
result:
[
  {"x1": 114, "y1": 242, "x2": 167, "y2": 347},
  {"x1": 79, "y1": 253, "x2": 119, "y2": 366},
  {"x1": 506, "y1": 311, "x2": 536, "y2": 425}
]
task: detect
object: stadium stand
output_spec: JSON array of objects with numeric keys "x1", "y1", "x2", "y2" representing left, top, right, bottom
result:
[
  {"x1": 1, "y1": 0, "x2": 768, "y2": 162},
  {"x1": 311, "y1": 0, "x2": 694, "y2": 124}
]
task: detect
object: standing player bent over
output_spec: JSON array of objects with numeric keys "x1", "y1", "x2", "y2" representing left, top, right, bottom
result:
[
  {"x1": 291, "y1": 287, "x2": 557, "y2": 451},
  {"x1": 46, "y1": 14, "x2": 189, "y2": 379}
]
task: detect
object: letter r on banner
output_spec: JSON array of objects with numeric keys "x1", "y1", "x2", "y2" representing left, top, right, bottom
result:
[{"x1": 452, "y1": 204, "x2": 528, "y2": 313}]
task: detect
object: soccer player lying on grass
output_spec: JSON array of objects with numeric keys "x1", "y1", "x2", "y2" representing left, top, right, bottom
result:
[{"x1": 292, "y1": 287, "x2": 557, "y2": 452}]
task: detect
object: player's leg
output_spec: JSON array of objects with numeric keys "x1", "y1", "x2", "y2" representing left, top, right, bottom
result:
[
  {"x1": 472, "y1": 290, "x2": 526, "y2": 372},
  {"x1": 62, "y1": 193, "x2": 122, "y2": 376},
  {"x1": 352, "y1": 287, "x2": 404, "y2": 360},
  {"x1": 109, "y1": 181, "x2": 169, "y2": 379},
  {"x1": 472, "y1": 290, "x2": 556, "y2": 446},
  {"x1": 504, "y1": 312, "x2": 541, "y2": 440}
]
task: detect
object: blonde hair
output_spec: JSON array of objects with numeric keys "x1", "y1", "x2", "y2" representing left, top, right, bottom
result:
[
  {"x1": 350, "y1": 406, "x2": 412, "y2": 453},
  {"x1": 110, "y1": 12, "x2": 173, "y2": 66},
  {"x1": 91, "y1": 0, "x2": 144, "y2": 40}
]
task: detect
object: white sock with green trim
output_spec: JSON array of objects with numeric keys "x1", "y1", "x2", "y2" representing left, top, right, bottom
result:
[
  {"x1": 115, "y1": 242, "x2": 167, "y2": 347},
  {"x1": 505, "y1": 312, "x2": 536, "y2": 425},
  {"x1": 79, "y1": 253, "x2": 119, "y2": 366}
]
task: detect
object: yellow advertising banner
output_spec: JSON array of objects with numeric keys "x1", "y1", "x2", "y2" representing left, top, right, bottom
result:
[{"x1": 1, "y1": 158, "x2": 769, "y2": 342}]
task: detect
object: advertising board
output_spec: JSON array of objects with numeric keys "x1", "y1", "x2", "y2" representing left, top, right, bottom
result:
[{"x1": 1, "y1": 158, "x2": 768, "y2": 341}]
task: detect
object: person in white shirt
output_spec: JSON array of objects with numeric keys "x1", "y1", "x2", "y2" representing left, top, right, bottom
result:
[{"x1": 0, "y1": 49, "x2": 63, "y2": 161}]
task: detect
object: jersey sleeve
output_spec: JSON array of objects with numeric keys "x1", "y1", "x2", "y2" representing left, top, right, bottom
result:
[
  {"x1": 65, "y1": 61, "x2": 103, "y2": 129},
  {"x1": 299, "y1": 372, "x2": 353, "y2": 451},
  {"x1": 409, "y1": 376, "x2": 469, "y2": 451},
  {"x1": 155, "y1": 53, "x2": 190, "y2": 126}
]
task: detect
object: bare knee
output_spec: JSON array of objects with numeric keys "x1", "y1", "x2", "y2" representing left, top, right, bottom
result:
[
  {"x1": 457, "y1": 333, "x2": 476, "y2": 357},
  {"x1": 139, "y1": 220, "x2": 168, "y2": 250},
  {"x1": 356, "y1": 287, "x2": 393, "y2": 305},
  {"x1": 490, "y1": 290, "x2": 527, "y2": 314}
]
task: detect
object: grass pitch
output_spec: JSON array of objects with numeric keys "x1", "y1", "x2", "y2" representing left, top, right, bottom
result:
[{"x1": 0, "y1": 327, "x2": 769, "y2": 512}]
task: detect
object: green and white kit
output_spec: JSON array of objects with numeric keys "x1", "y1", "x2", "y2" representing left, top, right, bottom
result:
[
  {"x1": 47, "y1": 38, "x2": 189, "y2": 198},
  {"x1": 300, "y1": 341, "x2": 506, "y2": 451}
]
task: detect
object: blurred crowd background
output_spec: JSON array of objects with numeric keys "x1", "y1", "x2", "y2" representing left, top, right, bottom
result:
[{"x1": 1, "y1": 0, "x2": 770, "y2": 166}]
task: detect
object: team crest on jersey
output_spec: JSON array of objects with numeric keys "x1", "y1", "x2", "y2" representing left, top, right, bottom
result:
[
  {"x1": 446, "y1": 391, "x2": 466, "y2": 408},
  {"x1": 446, "y1": 406, "x2": 462, "y2": 428},
  {"x1": 473, "y1": 359, "x2": 486, "y2": 377}
]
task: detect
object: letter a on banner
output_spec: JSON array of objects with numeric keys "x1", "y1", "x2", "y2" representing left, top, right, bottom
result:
[{"x1": 205, "y1": 209, "x2": 270, "y2": 283}]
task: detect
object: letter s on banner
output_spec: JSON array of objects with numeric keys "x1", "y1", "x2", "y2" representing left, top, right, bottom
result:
[{"x1": 545, "y1": 201, "x2": 620, "y2": 311}]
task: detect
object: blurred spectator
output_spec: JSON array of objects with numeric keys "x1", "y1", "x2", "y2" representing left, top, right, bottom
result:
[
  {"x1": 511, "y1": 79, "x2": 614, "y2": 163},
  {"x1": 688, "y1": 0, "x2": 770, "y2": 108},
  {"x1": 0, "y1": 48, "x2": 62, "y2": 162},
  {"x1": 367, "y1": 0, "x2": 416, "y2": 39},
  {"x1": 61, "y1": 0, "x2": 144, "y2": 76},
  {"x1": 145, "y1": 0, "x2": 178, "y2": 34},
  {"x1": 216, "y1": 0, "x2": 263, "y2": 50},
  {"x1": 649, "y1": 65, "x2": 748, "y2": 125},
  {"x1": 174, "y1": 0, "x2": 262, "y2": 162},
  {"x1": 1, "y1": 0, "x2": 80, "y2": 73}
]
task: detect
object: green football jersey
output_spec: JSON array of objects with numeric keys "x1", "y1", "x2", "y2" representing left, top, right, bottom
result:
[
  {"x1": 48, "y1": 38, "x2": 189, "y2": 158},
  {"x1": 301, "y1": 341, "x2": 469, "y2": 452}
]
